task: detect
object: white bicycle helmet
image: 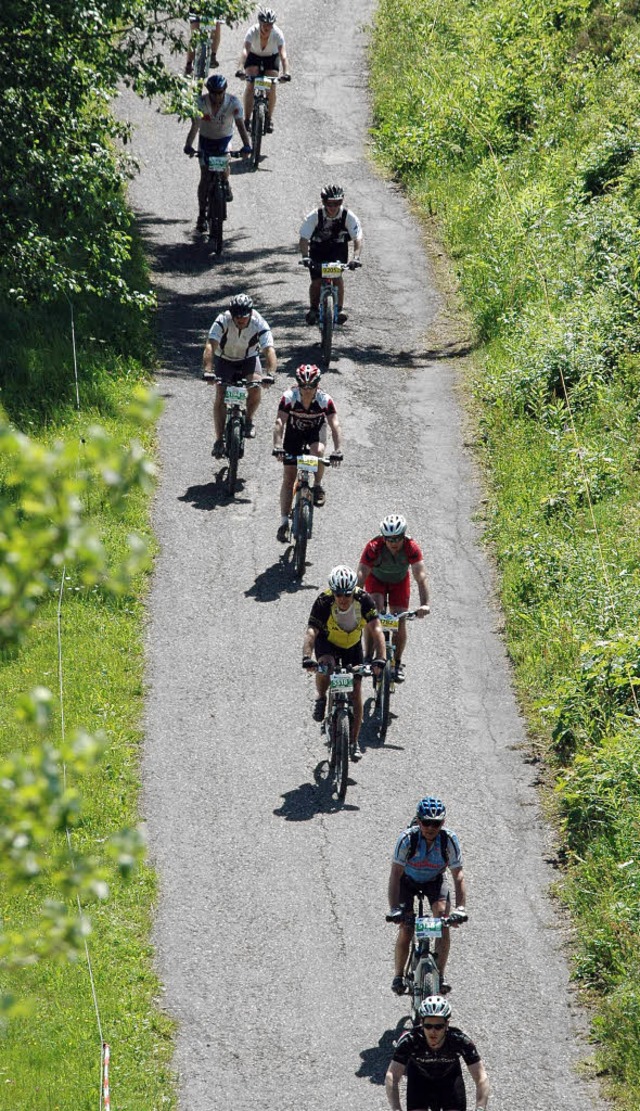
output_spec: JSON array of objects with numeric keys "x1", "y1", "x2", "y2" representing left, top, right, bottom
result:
[
  {"x1": 258, "y1": 7, "x2": 277, "y2": 22},
  {"x1": 380, "y1": 514, "x2": 407, "y2": 538},
  {"x1": 328, "y1": 565, "x2": 357, "y2": 595},
  {"x1": 419, "y1": 995, "x2": 451, "y2": 1020}
]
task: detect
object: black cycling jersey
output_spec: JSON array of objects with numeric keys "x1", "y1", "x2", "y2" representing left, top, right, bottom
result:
[{"x1": 393, "y1": 1026, "x2": 480, "y2": 1082}]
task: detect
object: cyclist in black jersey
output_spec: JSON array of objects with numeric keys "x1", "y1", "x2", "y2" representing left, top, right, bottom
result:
[{"x1": 386, "y1": 996, "x2": 490, "y2": 1111}]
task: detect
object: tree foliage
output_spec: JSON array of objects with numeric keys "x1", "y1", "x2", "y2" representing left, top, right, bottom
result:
[{"x1": 0, "y1": 0, "x2": 248, "y2": 305}]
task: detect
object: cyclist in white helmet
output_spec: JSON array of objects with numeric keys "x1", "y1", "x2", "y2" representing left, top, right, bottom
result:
[
  {"x1": 357, "y1": 514, "x2": 430, "y2": 682},
  {"x1": 386, "y1": 996, "x2": 490, "y2": 1111},
  {"x1": 236, "y1": 8, "x2": 291, "y2": 131},
  {"x1": 302, "y1": 566, "x2": 386, "y2": 760}
]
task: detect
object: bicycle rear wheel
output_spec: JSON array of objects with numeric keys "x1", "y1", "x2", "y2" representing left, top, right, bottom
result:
[
  {"x1": 208, "y1": 178, "x2": 225, "y2": 255},
  {"x1": 321, "y1": 291, "x2": 334, "y2": 365},
  {"x1": 293, "y1": 498, "x2": 311, "y2": 579},
  {"x1": 413, "y1": 957, "x2": 440, "y2": 1020},
  {"x1": 377, "y1": 660, "x2": 393, "y2": 741},
  {"x1": 194, "y1": 39, "x2": 211, "y2": 79},
  {"x1": 226, "y1": 417, "x2": 241, "y2": 495},
  {"x1": 250, "y1": 102, "x2": 265, "y2": 170},
  {"x1": 330, "y1": 709, "x2": 349, "y2": 800}
]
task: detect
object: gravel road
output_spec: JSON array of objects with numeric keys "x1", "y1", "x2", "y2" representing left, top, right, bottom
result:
[{"x1": 127, "y1": 2, "x2": 608, "y2": 1108}]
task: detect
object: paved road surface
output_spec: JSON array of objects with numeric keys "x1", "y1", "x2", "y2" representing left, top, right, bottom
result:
[{"x1": 127, "y1": 2, "x2": 607, "y2": 1108}]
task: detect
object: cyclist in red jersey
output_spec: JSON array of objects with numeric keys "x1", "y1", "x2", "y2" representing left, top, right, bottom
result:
[{"x1": 356, "y1": 514, "x2": 430, "y2": 682}]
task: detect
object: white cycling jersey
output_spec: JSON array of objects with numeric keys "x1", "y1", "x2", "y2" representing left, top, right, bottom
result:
[
  {"x1": 208, "y1": 310, "x2": 274, "y2": 360},
  {"x1": 244, "y1": 22, "x2": 285, "y2": 55},
  {"x1": 299, "y1": 205, "x2": 362, "y2": 242},
  {"x1": 196, "y1": 92, "x2": 243, "y2": 140}
]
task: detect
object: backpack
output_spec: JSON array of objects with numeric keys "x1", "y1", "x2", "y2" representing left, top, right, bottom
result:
[
  {"x1": 312, "y1": 206, "x2": 350, "y2": 243},
  {"x1": 405, "y1": 819, "x2": 450, "y2": 867}
]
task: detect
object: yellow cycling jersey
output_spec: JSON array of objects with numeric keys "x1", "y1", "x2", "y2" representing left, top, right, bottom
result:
[{"x1": 308, "y1": 588, "x2": 378, "y2": 649}]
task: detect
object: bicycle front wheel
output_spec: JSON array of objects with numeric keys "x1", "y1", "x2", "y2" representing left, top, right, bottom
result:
[
  {"x1": 208, "y1": 178, "x2": 225, "y2": 254},
  {"x1": 321, "y1": 290, "x2": 334, "y2": 365},
  {"x1": 330, "y1": 709, "x2": 349, "y2": 800},
  {"x1": 226, "y1": 418, "x2": 241, "y2": 495},
  {"x1": 377, "y1": 660, "x2": 392, "y2": 741},
  {"x1": 293, "y1": 498, "x2": 311, "y2": 579},
  {"x1": 251, "y1": 102, "x2": 265, "y2": 170}
]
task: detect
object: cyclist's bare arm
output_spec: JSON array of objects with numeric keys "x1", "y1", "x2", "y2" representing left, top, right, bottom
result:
[
  {"x1": 278, "y1": 44, "x2": 290, "y2": 76},
  {"x1": 450, "y1": 864, "x2": 467, "y2": 912},
  {"x1": 326, "y1": 410, "x2": 342, "y2": 453},
  {"x1": 261, "y1": 344, "x2": 277, "y2": 376},
  {"x1": 468, "y1": 1059, "x2": 490, "y2": 1108},
  {"x1": 234, "y1": 116, "x2": 251, "y2": 148},
  {"x1": 411, "y1": 559, "x2": 430, "y2": 613},
  {"x1": 356, "y1": 560, "x2": 372, "y2": 586},
  {"x1": 299, "y1": 236, "x2": 310, "y2": 258},
  {"x1": 302, "y1": 624, "x2": 318, "y2": 659},
  {"x1": 203, "y1": 338, "x2": 218, "y2": 375},
  {"x1": 273, "y1": 410, "x2": 287, "y2": 450},
  {"x1": 368, "y1": 615, "x2": 387, "y2": 660},
  {"x1": 186, "y1": 117, "x2": 201, "y2": 147},
  {"x1": 388, "y1": 860, "x2": 404, "y2": 910},
  {"x1": 351, "y1": 233, "x2": 363, "y2": 260},
  {"x1": 385, "y1": 1059, "x2": 405, "y2": 1111}
]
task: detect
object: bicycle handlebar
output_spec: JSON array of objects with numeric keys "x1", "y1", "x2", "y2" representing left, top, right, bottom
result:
[
  {"x1": 385, "y1": 909, "x2": 468, "y2": 926},
  {"x1": 299, "y1": 258, "x2": 360, "y2": 272},
  {"x1": 203, "y1": 373, "x2": 274, "y2": 387}
]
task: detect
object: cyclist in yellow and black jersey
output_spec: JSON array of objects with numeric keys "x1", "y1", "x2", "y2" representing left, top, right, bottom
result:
[{"x1": 302, "y1": 566, "x2": 386, "y2": 761}]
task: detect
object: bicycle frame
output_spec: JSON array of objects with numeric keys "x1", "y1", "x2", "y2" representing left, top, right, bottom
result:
[
  {"x1": 318, "y1": 261, "x2": 347, "y2": 326},
  {"x1": 291, "y1": 455, "x2": 316, "y2": 539},
  {"x1": 203, "y1": 153, "x2": 229, "y2": 252}
]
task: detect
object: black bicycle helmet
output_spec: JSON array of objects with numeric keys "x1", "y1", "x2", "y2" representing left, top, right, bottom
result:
[
  {"x1": 321, "y1": 183, "x2": 345, "y2": 202},
  {"x1": 229, "y1": 294, "x2": 253, "y2": 317},
  {"x1": 206, "y1": 73, "x2": 227, "y2": 94}
]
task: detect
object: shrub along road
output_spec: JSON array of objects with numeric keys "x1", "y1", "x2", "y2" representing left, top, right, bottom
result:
[{"x1": 126, "y1": 1, "x2": 607, "y2": 1107}]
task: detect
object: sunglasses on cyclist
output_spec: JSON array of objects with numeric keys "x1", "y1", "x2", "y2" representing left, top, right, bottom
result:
[
  {"x1": 419, "y1": 819, "x2": 443, "y2": 828},
  {"x1": 423, "y1": 1021, "x2": 446, "y2": 1030},
  {"x1": 333, "y1": 590, "x2": 354, "y2": 597}
]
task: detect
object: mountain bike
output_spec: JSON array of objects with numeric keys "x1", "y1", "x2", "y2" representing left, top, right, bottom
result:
[
  {"x1": 374, "y1": 609, "x2": 417, "y2": 742},
  {"x1": 236, "y1": 69, "x2": 291, "y2": 171},
  {"x1": 193, "y1": 29, "x2": 212, "y2": 79},
  {"x1": 315, "y1": 663, "x2": 370, "y2": 800},
  {"x1": 299, "y1": 258, "x2": 360, "y2": 365},
  {"x1": 386, "y1": 899, "x2": 467, "y2": 1022},
  {"x1": 206, "y1": 373, "x2": 273, "y2": 495},
  {"x1": 202, "y1": 153, "x2": 229, "y2": 254},
  {"x1": 289, "y1": 454, "x2": 317, "y2": 579}
]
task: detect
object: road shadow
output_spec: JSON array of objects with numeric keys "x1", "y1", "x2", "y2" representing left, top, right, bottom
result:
[
  {"x1": 178, "y1": 470, "x2": 253, "y2": 510},
  {"x1": 356, "y1": 1018, "x2": 410, "y2": 1085},
  {"x1": 273, "y1": 760, "x2": 359, "y2": 820},
  {"x1": 245, "y1": 554, "x2": 319, "y2": 602}
]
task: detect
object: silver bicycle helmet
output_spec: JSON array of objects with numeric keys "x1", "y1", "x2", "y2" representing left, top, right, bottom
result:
[
  {"x1": 416, "y1": 796, "x2": 446, "y2": 822},
  {"x1": 380, "y1": 514, "x2": 407, "y2": 538},
  {"x1": 419, "y1": 995, "x2": 452, "y2": 1020},
  {"x1": 258, "y1": 7, "x2": 277, "y2": 22},
  {"x1": 328, "y1": 565, "x2": 357, "y2": 595},
  {"x1": 229, "y1": 294, "x2": 253, "y2": 317}
]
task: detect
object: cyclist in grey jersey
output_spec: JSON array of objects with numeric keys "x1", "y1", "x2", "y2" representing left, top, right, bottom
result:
[{"x1": 388, "y1": 796, "x2": 467, "y2": 996}]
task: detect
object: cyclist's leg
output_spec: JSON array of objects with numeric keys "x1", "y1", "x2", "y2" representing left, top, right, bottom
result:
[
  {"x1": 185, "y1": 14, "x2": 199, "y2": 73},
  {"x1": 213, "y1": 355, "x2": 235, "y2": 441},
  {"x1": 389, "y1": 575, "x2": 412, "y2": 662},
  {"x1": 245, "y1": 356, "x2": 262, "y2": 424},
  {"x1": 211, "y1": 20, "x2": 222, "y2": 61},
  {"x1": 336, "y1": 274, "x2": 345, "y2": 310},
  {"x1": 243, "y1": 58, "x2": 260, "y2": 120},
  {"x1": 197, "y1": 162, "x2": 210, "y2": 218},
  {"x1": 314, "y1": 635, "x2": 337, "y2": 704},
  {"x1": 363, "y1": 572, "x2": 387, "y2": 657},
  {"x1": 264, "y1": 58, "x2": 279, "y2": 118},
  {"x1": 308, "y1": 434, "x2": 326, "y2": 488},
  {"x1": 309, "y1": 275, "x2": 322, "y2": 311},
  {"x1": 394, "y1": 874, "x2": 417, "y2": 977},
  {"x1": 428, "y1": 875, "x2": 452, "y2": 980}
]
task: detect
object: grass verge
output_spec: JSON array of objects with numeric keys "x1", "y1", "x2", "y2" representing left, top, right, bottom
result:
[
  {"x1": 0, "y1": 267, "x2": 176, "y2": 1107},
  {"x1": 370, "y1": 0, "x2": 640, "y2": 1105}
]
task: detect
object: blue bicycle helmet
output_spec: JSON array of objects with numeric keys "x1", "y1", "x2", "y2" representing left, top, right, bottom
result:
[
  {"x1": 206, "y1": 73, "x2": 228, "y2": 94},
  {"x1": 416, "y1": 796, "x2": 446, "y2": 822}
]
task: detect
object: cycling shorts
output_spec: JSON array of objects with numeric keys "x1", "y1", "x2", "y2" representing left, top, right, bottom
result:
[
  {"x1": 198, "y1": 135, "x2": 232, "y2": 164},
  {"x1": 214, "y1": 354, "x2": 260, "y2": 384},
  {"x1": 245, "y1": 51, "x2": 280, "y2": 71},
  {"x1": 282, "y1": 425, "x2": 326, "y2": 461},
  {"x1": 406, "y1": 1064, "x2": 466, "y2": 1111},
  {"x1": 314, "y1": 634, "x2": 363, "y2": 669},
  {"x1": 399, "y1": 873, "x2": 450, "y2": 924},
  {"x1": 364, "y1": 572, "x2": 410, "y2": 609}
]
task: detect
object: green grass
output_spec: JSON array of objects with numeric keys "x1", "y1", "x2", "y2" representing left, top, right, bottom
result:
[
  {"x1": 0, "y1": 269, "x2": 177, "y2": 1106},
  {"x1": 370, "y1": 0, "x2": 640, "y2": 1105}
]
